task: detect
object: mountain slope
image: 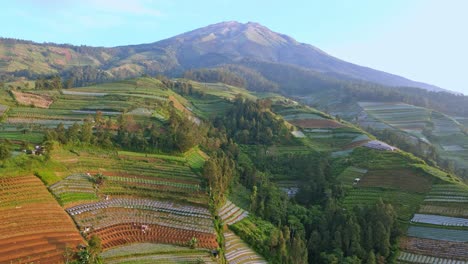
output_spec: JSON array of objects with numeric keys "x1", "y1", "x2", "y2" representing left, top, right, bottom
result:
[{"x1": 0, "y1": 21, "x2": 448, "y2": 93}]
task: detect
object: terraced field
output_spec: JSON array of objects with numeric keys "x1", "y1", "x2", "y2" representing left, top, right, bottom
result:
[
  {"x1": 358, "y1": 102, "x2": 431, "y2": 140},
  {"x1": 101, "y1": 243, "x2": 216, "y2": 264},
  {"x1": 0, "y1": 175, "x2": 84, "y2": 263},
  {"x1": 398, "y1": 251, "x2": 468, "y2": 264},
  {"x1": 424, "y1": 184, "x2": 468, "y2": 203},
  {"x1": 337, "y1": 166, "x2": 367, "y2": 189},
  {"x1": 224, "y1": 231, "x2": 267, "y2": 264},
  {"x1": 358, "y1": 101, "x2": 468, "y2": 175},
  {"x1": 411, "y1": 213, "x2": 468, "y2": 227},
  {"x1": 359, "y1": 169, "x2": 431, "y2": 193},
  {"x1": 343, "y1": 188, "x2": 425, "y2": 221},
  {"x1": 49, "y1": 173, "x2": 99, "y2": 206},
  {"x1": 219, "y1": 200, "x2": 249, "y2": 226},
  {"x1": 407, "y1": 226, "x2": 468, "y2": 242},
  {"x1": 400, "y1": 236, "x2": 468, "y2": 260}
]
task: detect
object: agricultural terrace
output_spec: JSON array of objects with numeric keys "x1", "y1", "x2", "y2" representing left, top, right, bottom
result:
[
  {"x1": 411, "y1": 213, "x2": 468, "y2": 227},
  {"x1": 67, "y1": 197, "x2": 217, "y2": 250},
  {"x1": 190, "y1": 82, "x2": 256, "y2": 101},
  {"x1": 400, "y1": 236, "x2": 468, "y2": 260},
  {"x1": 224, "y1": 231, "x2": 267, "y2": 264},
  {"x1": 407, "y1": 226, "x2": 468, "y2": 242},
  {"x1": 337, "y1": 166, "x2": 367, "y2": 189},
  {"x1": 274, "y1": 102, "x2": 372, "y2": 152},
  {"x1": 52, "y1": 148, "x2": 208, "y2": 205},
  {"x1": 343, "y1": 188, "x2": 425, "y2": 221},
  {"x1": 101, "y1": 243, "x2": 216, "y2": 264},
  {"x1": 358, "y1": 101, "x2": 468, "y2": 173},
  {"x1": 357, "y1": 169, "x2": 432, "y2": 193},
  {"x1": 186, "y1": 94, "x2": 233, "y2": 119},
  {"x1": 358, "y1": 102, "x2": 431, "y2": 140},
  {"x1": 424, "y1": 184, "x2": 468, "y2": 203},
  {"x1": 49, "y1": 173, "x2": 99, "y2": 206},
  {"x1": 398, "y1": 251, "x2": 468, "y2": 264},
  {"x1": 11, "y1": 90, "x2": 53, "y2": 108},
  {"x1": 218, "y1": 200, "x2": 249, "y2": 226},
  {"x1": 68, "y1": 198, "x2": 215, "y2": 233},
  {"x1": 0, "y1": 175, "x2": 83, "y2": 263},
  {"x1": 435, "y1": 132, "x2": 468, "y2": 172}
]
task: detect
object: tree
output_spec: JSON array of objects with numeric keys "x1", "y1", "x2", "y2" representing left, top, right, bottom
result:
[
  {"x1": 80, "y1": 119, "x2": 94, "y2": 144},
  {"x1": 0, "y1": 143, "x2": 11, "y2": 160},
  {"x1": 203, "y1": 152, "x2": 235, "y2": 208},
  {"x1": 366, "y1": 251, "x2": 376, "y2": 264},
  {"x1": 88, "y1": 235, "x2": 102, "y2": 264}
]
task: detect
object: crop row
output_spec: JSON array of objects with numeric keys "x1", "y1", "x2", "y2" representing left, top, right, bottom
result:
[
  {"x1": 224, "y1": 231, "x2": 267, "y2": 264},
  {"x1": 73, "y1": 207, "x2": 214, "y2": 234},
  {"x1": 0, "y1": 175, "x2": 84, "y2": 263},
  {"x1": 218, "y1": 200, "x2": 249, "y2": 226},
  {"x1": 67, "y1": 198, "x2": 211, "y2": 218},
  {"x1": 411, "y1": 213, "x2": 468, "y2": 227},
  {"x1": 407, "y1": 226, "x2": 468, "y2": 242},
  {"x1": 108, "y1": 176, "x2": 200, "y2": 191},
  {"x1": 398, "y1": 251, "x2": 467, "y2": 264},
  {"x1": 400, "y1": 236, "x2": 468, "y2": 260},
  {"x1": 419, "y1": 204, "x2": 468, "y2": 218},
  {"x1": 89, "y1": 223, "x2": 218, "y2": 250}
]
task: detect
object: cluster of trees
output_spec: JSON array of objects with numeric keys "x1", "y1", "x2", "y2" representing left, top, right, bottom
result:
[
  {"x1": 44, "y1": 109, "x2": 204, "y2": 154},
  {"x1": 202, "y1": 152, "x2": 235, "y2": 208},
  {"x1": 308, "y1": 200, "x2": 400, "y2": 263},
  {"x1": 184, "y1": 68, "x2": 246, "y2": 88},
  {"x1": 157, "y1": 77, "x2": 206, "y2": 97},
  {"x1": 61, "y1": 66, "x2": 112, "y2": 87},
  {"x1": 116, "y1": 110, "x2": 204, "y2": 153},
  {"x1": 0, "y1": 143, "x2": 11, "y2": 161},
  {"x1": 214, "y1": 97, "x2": 291, "y2": 145},
  {"x1": 35, "y1": 76, "x2": 73, "y2": 90},
  {"x1": 44, "y1": 119, "x2": 113, "y2": 148}
]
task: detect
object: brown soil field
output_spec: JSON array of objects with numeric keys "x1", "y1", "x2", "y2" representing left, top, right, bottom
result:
[
  {"x1": 400, "y1": 236, "x2": 468, "y2": 260},
  {"x1": 289, "y1": 118, "x2": 344, "y2": 128},
  {"x1": 89, "y1": 223, "x2": 218, "y2": 250},
  {"x1": 11, "y1": 91, "x2": 53, "y2": 108},
  {"x1": 0, "y1": 176, "x2": 84, "y2": 263}
]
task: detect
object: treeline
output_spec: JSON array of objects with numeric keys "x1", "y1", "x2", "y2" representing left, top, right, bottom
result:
[
  {"x1": 184, "y1": 68, "x2": 246, "y2": 88},
  {"x1": 213, "y1": 97, "x2": 291, "y2": 145},
  {"x1": 44, "y1": 109, "x2": 204, "y2": 153},
  {"x1": 308, "y1": 200, "x2": 400, "y2": 263}
]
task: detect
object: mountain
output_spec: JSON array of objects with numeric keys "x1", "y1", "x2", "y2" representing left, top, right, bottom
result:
[{"x1": 0, "y1": 21, "x2": 449, "y2": 93}]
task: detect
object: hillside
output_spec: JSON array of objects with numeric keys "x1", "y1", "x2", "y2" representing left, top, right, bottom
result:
[{"x1": 0, "y1": 77, "x2": 467, "y2": 263}]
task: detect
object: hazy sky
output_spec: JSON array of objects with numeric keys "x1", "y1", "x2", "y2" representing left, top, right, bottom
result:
[{"x1": 2, "y1": 0, "x2": 467, "y2": 94}]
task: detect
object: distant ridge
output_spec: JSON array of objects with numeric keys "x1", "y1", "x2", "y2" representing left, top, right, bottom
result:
[{"x1": 0, "y1": 21, "x2": 452, "y2": 93}]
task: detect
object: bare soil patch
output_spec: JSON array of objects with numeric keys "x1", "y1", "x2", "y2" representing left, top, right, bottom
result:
[{"x1": 11, "y1": 91, "x2": 53, "y2": 108}]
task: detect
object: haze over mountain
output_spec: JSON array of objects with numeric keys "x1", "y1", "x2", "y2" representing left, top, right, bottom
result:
[{"x1": 0, "y1": 21, "x2": 449, "y2": 93}]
